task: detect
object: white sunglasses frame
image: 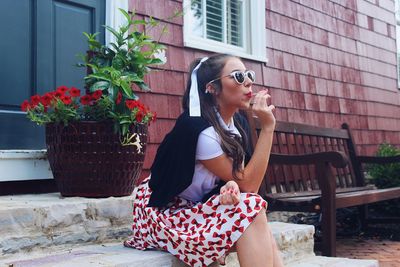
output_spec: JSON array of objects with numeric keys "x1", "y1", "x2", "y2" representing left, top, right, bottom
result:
[{"x1": 208, "y1": 70, "x2": 256, "y2": 85}]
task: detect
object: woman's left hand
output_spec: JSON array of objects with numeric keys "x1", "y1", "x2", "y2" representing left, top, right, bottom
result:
[{"x1": 220, "y1": 181, "x2": 240, "y2": 205}]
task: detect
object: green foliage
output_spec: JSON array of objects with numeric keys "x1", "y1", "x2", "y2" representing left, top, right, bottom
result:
[
  {"x1": 367, "y1": 143, "x2": 400, "y2": 189},
  {"x1": 82, "y1": 8, "x2": 168, "y2": 102},
  {"x1": 21, "y1": 8, "x2": 179, "y2": 145},
  {"x1": 83, "y1": 96, "x2": 113, "y2": 121},
  {"x1": 366, "y1": 143, "x2": 400, "y2": 217}
]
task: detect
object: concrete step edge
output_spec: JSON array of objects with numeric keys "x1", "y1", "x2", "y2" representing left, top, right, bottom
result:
[{"x1": 0, "y1": 242, "x2": 378, "y2": 267}]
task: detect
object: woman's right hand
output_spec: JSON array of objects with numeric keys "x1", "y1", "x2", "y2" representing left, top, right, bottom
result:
[{"x1": 251, "y1": 89, "x2": 276, "y2": 131}]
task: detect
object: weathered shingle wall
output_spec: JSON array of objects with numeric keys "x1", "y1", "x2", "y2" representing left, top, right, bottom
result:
[
  {"x1": 266, "y1": 0, "x2": 400, "y2": 156},
  {"x1": 130, "y1": 0, "x2": 400, "y2": 178}
]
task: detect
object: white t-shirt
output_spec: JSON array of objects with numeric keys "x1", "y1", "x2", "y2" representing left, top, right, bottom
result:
[{"x1": 179, "y1": 115, "x2": 241, "y2": 202}]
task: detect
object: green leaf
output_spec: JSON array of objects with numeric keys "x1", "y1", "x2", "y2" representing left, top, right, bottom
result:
[
  {"x1": 90, "y1": 81, "x2": 110, "y2": 92},
  {"x1": 108, "y1": 111, "x2": 118, "y2": 118},
  {"x1": 106, "y1": 85, "x2": 117, "y2": 99},
  {"x1": 124, "y1": 73, "x2": 143, "y2": 82},
  {"x1": 86, "y1": 63, "x2": 99, "y2": 72},
  {"x1": 121, "y1": 124, "x2": 128, "y2": 136},
  {"x1": 87, "y1": 73, "x2": 111, "y2": 82},
  {"x1": 83, "y1": 32, "x2": 99, "y2": 41},
  {"x1": 149, "y1": 58, "x2": 163, "y2": 65},
  {"x1": 83, "y1": 32, "x2": 90, "y2": 39},
  {"x1": 120, "y1": 80, "x2": 134, "y2": 98},
  {"x1": 109, "y1": 42, "x2": 120, "y2": 52},
  {"x1": 133, "y1": 19, "x2": 147, "y2": 25},
  {"x1": 119, "y1": 119, "x2": 131, "y2": 124},
  {"x1": 119, "y1": 8, "x2": 131, "y2": 24},
  {"x1": 112, "y1": 56, "x2": 125, "y2": 69},
  {"x1": 154, "y1": 44, "x2": 167, "y2": 50},
  {"x1": 88, "y1": 40, "x2": 102, "y2": 48},
  {"x1": 104, "y1": 25, "x2": 121, "y2": 39}
]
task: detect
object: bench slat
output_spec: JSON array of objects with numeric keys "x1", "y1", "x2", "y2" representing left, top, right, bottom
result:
[
  {"x1": 268, "y1": 185, "x2": 376, "y2": 200},
  {"x1": 274, "y1": 120, "x2": 350, "y2": 139},
  {"x1": 336, "y1": 187, "x2": 400, "y2": 208},
  {"x1": 267, "y1": 187, "x2": 400, "y2": 209}
]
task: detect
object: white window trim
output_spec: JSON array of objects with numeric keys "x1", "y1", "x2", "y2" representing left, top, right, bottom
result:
[
  {"x1": 183, "y1": 0, "x2": 267, "y2": 63},
  {"x1": 105, "y1": 0, "x2": 129, "y2": 46},
  {"x1": 104, "y1": 0, "x2": 167, "y2": 63},
  {"x1": 0, "y1": 150, "x2": 53, "y2": 182}
]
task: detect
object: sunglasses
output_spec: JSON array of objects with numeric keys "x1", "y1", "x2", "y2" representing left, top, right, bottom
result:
[{"x1": 208, "y1": 70, "x2": 256, "y2": 85}]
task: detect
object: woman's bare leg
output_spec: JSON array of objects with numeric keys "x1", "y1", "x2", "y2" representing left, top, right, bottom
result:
[
  {"x1": 236, "y1": 209, "x2": 284, "y2": 267},
  {"x1": 270, "y1": 226, "x2": 285, "y2": 267}
]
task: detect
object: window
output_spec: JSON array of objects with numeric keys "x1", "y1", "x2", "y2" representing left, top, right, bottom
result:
[
  {"x1": 396, "y1": 0, "x2": 400, "y2": 87},
  {"x1": 183, "y1": 0, "x2": 266, "y2": 62}
]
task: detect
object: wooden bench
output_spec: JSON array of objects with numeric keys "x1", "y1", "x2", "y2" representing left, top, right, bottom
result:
[{"x1": 245, "y1": 112, "x2": 400, "y2": 257}]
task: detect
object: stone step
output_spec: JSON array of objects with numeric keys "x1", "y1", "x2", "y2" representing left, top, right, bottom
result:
[
  {"x1": 0, "y1": 242, "x2": 379, "y2": 267},
  {"x1": 0, "y1": 193, "x2": 315, "y2": 263},
  {"x1": 286, "y1": 256, "x2": 379, "y2": 267},
  {"x1": 0, "y1": 193, "x2": 133, "y2": 255}
]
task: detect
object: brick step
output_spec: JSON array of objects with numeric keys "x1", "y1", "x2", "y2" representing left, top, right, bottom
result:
[
  {"x1": 0, "y1": 193, "x2": 314, "y2": 263},
  {"x1": 0, "y1": 242, "x2": 378, "y2": 267}
]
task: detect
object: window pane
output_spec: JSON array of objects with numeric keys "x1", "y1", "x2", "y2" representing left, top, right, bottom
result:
[
  {"x1": 190, "y1": 0, "x2": 203, "y2": 37},
  {"x1": 206, "y1": 0, "x2": 223, "y2": 42},
  {"x1": 227, "y1": 0, "x2": 243, "y2": 47}
]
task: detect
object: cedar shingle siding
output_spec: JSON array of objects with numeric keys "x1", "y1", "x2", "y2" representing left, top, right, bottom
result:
[{"x1": 130, "y1": 0, "x2": 400, "y2": 179}]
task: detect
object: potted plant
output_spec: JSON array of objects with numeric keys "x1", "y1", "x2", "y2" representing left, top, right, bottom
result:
[{"x1": 20, "y1": 9, "x2": 167, "y2": 197}]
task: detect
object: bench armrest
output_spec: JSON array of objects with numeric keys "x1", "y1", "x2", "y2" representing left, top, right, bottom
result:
[
  {"x1": 357, "y1": 155, "x2": 400, "y2": 164},
  {"x1": 270, "y1": 151, "x2": 349, "y2": 168}
]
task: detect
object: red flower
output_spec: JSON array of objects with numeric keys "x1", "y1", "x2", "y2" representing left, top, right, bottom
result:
[
  {"x1": 30, "y1": 95, "x2": 41, "y2": 107},
  {"x1": 61, "y1": 95, "x2": 72, "y2": 105},
  {"x1": 116, "y1": 91, "x2": 122, "y2": 104},
  {"x1": 152, "y1": 112, "x2": 157, "y2": 122},
  {"x1": 40, "y1": 93, "x2": 53, "y2": 106},
  {"x1": 137, "y1": 102, "x2": 145, "y2": 111},
  {"x1": 125, "y1": 100, "x2": 138, "y2": 110},
  {"x1": 54, "y1": 91, "x2": 64, "y2": 98},
  {"x1": 56, "y1": 85, "x2": 69, "y2": 94},
  {"x1": 91, "y1": 90, "x2": 102, "y2": 100},
  {"x1": 136, "y1": 111, "x2": 144, "y2": 122},
  {"x1": 69, "y1": 87, "x2": 81, "y2": 97},
  {"x1": 80, "y1": 95, "x2": 92, "y2": 105},
  {"x1": 21, "y1": 100, "x2": 30, "y2": 112}
]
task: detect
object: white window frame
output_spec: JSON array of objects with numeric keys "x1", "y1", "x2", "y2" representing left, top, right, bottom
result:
[
  {"x1": 105, "y1": 0, "x2": 129, "y2": 46},
  {"x1": 183, "y1": 0, "x2": 267, "y2": 62},
  {"x1": 105, "y1": 0, "x2": 167, "y2": 63}
]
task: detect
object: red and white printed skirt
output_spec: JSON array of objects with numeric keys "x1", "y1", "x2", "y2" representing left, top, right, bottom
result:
[{"x1": 124, "y1": 176, "x2": 268, "y2": 267}]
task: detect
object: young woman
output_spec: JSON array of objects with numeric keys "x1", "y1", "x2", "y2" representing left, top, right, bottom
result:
[{"x1": 124, "y1": 54, "x2": 284, "y2": 267}]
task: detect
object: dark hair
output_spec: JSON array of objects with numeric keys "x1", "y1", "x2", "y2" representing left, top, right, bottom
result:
[{"x1": 182, "y1": 54, "x2": 248, "y2": 180}]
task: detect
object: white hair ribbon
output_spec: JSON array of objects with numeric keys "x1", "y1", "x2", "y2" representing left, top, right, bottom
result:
[{"x1": 189, "y1": 57, "x2": 208, "y2": 117}]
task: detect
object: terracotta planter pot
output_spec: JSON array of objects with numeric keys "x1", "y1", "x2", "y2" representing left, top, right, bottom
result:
[{"x1": 45, "y1": 121, "x2": 147, "y2": 197}]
